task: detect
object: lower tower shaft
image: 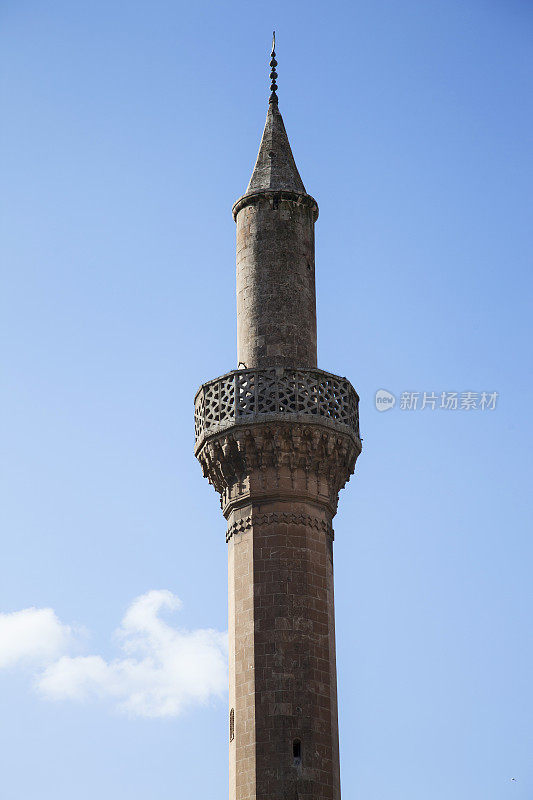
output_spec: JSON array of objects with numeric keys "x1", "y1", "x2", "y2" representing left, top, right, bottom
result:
[{"x1": 195, "y1": 370, "x2": 360, "y2": 799}]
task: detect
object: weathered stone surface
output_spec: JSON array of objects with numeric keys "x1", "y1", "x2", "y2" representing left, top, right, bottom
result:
[
  {"x1": 234, "y1": 192, "x2": 318, "y2": 370},
  {"x1": 197, "y1": 412, "x2": 361, "y2": 800},
  {"x1": 196, "y1": 419, "x2": 360, "y2": 519},
  {"x1": 194, "y1": 367, "x2": 360, "y2": 452},
  {"x1": 245, "y1": 102, "x2": 306, "y2": 194},
  {"x1": 196, "y1": 415, "x2": 361, "y2": 800},
  {"x1": 232, "y1": 102, "x2": 319, "y2": 371},
  {"x1": 227, "y1": 500, "x2": 340, "y2": 800},
  {"x1": 193, "y1": 82, "x2": 361, "y2": 800}
]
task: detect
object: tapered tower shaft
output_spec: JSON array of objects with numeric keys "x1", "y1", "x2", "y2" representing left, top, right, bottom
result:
[
  {"x1": 194, "y1": 37, "x2": 361, "y2": 800},
  {"x1": 233, "y1": 99, "x2": 318, "y2": 369}
]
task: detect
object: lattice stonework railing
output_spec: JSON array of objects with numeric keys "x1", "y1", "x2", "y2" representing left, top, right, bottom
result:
[{"x1": 194, "y1": 367, "x2": 360, "y2": 447}]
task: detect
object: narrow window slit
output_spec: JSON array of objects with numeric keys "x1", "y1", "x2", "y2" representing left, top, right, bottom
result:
[
  {"x1": 229, "y1": 708, "x2": 235, "y2": 742},
  {"x1": 293, "y1": 739, "x2": 302, "y2": 766}
]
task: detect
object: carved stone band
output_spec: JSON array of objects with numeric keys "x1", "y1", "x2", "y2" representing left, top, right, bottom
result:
[
  {"x1": 194, "y1": 366, "x2": 360, "y2": 453},
  {"x1": 226, "y1": 512, "x2": 334, "y2": 543},
  {"x1": 196, "y1": 419, "x2": 361, "y2": 518}
]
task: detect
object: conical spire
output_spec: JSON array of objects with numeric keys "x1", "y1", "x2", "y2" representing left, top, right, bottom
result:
[{"x1": 245, "y1": 34, "x2": 306, "y2": 195}]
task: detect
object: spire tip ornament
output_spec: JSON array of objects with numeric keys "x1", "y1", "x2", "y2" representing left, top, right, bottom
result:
[{"x1": 269, "y1": 31, "x2": 278, "y2": 104}]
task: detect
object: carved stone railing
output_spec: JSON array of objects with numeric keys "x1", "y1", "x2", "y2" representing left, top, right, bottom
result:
[{"x1": 194, "y1": 367, "x2": 360, "y2": 452}]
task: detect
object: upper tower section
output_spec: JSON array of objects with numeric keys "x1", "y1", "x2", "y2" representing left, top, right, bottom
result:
[
  {"x1": 232, "y1": 34, "x2": 319, "y2": 370},
  {"x1": 194, "y1": 34, "x2": 361, "y2": 513}
]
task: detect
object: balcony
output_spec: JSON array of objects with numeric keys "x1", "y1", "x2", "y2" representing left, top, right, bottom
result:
[{"x1": 194, "y1": 367, "x2": 360, "y2": 452}]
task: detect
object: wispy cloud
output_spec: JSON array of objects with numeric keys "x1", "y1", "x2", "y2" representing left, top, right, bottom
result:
[
  {"x1": 1, "y1": 591, "x2": 227, "y2": 718},
  {"x1": 0, "y1": 607, "x2": 74, "y2": 668}
]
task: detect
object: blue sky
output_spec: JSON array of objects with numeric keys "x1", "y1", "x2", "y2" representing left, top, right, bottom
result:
[{"x1": 1, "y1": 0, "x2": 532, "y2": 798}]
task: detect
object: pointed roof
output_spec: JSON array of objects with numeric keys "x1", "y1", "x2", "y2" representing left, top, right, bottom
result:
[
  {"x1": 233, "y1": 34, "x2": 318, "y2": 221},
  {"x1": 243, "y1": 33, "x2": 306, "y2": 196},
  {"x1": 245, "y1": 102, "x2": 306, "y2": 195}
]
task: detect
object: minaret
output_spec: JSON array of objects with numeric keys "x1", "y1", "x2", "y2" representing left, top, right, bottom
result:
[{"x1": 194, "y1": 34, "x2": 361, "y2": 800}]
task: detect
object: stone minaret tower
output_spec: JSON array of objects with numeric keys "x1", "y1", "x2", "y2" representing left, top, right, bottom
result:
[{"x1": 194, "y1": 35, "x2": 361, "y2": 800}]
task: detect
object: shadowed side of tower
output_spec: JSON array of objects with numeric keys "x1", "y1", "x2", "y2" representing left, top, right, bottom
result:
[{"x1": 194, "y1": 35, "x2": 361, "y2": 800}]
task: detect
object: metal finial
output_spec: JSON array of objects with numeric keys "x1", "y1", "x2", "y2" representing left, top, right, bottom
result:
[{"x1": 269, "y1": 31, "x2": 278, "y2": 104}]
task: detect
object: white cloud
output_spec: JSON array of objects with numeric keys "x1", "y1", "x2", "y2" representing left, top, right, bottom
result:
[
  {"x1": 0, "y1": 607, "x2": 74, "y2": 668},
  {"x1": 36, "y1": 590, "x2": 227, "y2": 718}
]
